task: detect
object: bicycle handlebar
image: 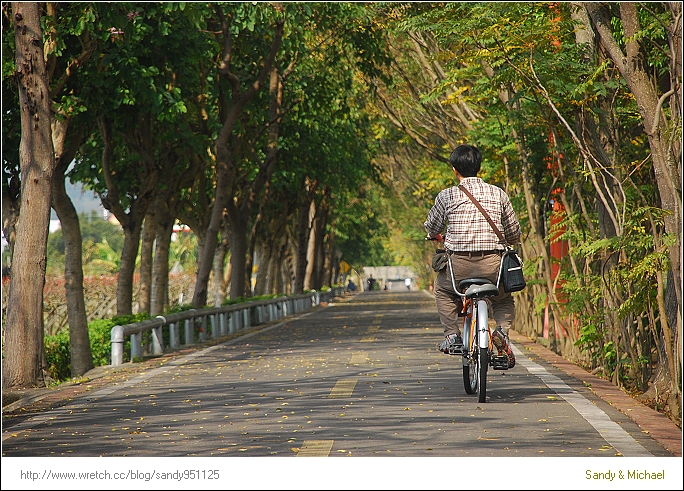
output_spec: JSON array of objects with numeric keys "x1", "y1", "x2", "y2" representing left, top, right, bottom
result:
[
  {"x1": 426, "y1": 234, "x2": 468, "y2": 297},
  {"x1": 425, "y1": 233, "x2": 444, "y2": 243}
]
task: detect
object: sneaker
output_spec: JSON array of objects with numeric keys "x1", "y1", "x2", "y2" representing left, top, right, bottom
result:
[
  {"x1": 439, "y1": 334, "x2": 463, "y2": 354},
  {"x1": 491, "y1": 327, "x2": 515, "y2": 368}
]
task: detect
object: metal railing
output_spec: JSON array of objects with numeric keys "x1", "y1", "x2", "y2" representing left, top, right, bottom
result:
[{"x1": 111, "y1": 287, "x2": 346, "y2": 366}]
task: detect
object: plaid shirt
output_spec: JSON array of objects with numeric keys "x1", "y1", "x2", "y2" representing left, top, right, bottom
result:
[{"x1": 424, "y1": 177, "x2": 521, "y2": 252}]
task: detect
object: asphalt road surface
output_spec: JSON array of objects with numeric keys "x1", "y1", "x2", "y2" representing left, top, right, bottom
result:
[{"x1": 2, "y1": 290, "x2": 681, "y2": 490}]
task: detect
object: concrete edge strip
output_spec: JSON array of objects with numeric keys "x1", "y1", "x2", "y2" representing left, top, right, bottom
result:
[
  {"x1": 512, "y1": 343, "x2": 652, "y2": 457},
  {"x1": 512, "y1": 333, "x2": 682, "y2": 457}
]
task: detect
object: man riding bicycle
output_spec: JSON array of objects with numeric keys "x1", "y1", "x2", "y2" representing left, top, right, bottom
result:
[{"x1": 424, "y1": 145, "x2": 521, "y2": 364}]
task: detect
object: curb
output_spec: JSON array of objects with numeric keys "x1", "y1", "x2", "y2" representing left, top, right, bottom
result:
[{"x1": 509, "y1": 329, "x2": 682, "y2": 457}]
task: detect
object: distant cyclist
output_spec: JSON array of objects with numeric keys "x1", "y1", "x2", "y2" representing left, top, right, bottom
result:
[{"x1": 424, "y1": 145, "x2": 521, "y2": 362}]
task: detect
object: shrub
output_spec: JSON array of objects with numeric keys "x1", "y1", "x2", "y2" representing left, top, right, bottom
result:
[
  {"x1": 44, "y1": 330, "x2": 71, "y2": 382},
  {"x1": 43, "y1": 312, "x2": 149, "y2": 383}
]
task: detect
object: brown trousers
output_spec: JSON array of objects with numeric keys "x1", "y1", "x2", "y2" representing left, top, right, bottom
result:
[{"x1": 434, "y1": 253, "x2": 515, "y2": 336}]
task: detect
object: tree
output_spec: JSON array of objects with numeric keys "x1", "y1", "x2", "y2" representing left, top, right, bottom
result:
[
  {"x1": 3, "y1": 3, "x2": 55, "y2": 388},
  {"x1": 582, "y1": 1, "x2": 681, "y2": 418},
  {"x1": 44, "y1": 2, "x2": 98, "y2": 377},
  {"x1": 192, "y1": 3, "x2": 284, "y2": 307},
  {"x1": 70, "y1": 4, "x2": 213, "y2": 315}
]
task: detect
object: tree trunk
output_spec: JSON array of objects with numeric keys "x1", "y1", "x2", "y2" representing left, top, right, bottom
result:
[
  {"x1": 3, "y1": 3, "x2": 55, "y2": 389},
  {"x1": 212, "y1": 235, "x2": 229, "y2": 306},
  {"x1": 310, "y1": 197, "x2": 328, "y2": 290},
  {"x1": 51, "y1": 120, "x2": 93, "y2": 377},
  {"x1": 228, "y1": 216, "x2": 248, "y2": 299},
  {"x1": 304, "y1": 199, "x2": 317, "y2": 291},
  {"x1": 151, "y1": 209, "x2": 173, "y2": 315},
  {"x1": 193, "y1": 153, "x2": 231, "y2": 307},
  {"x1": 295, "y1": 188, "x2": 314, "y2": 293},
  {"x1": 322, "y1": 227, "x2": 335, "y2": 288},
  {"x1": 116, "y1": 224, "x2": 142, "y2": 316},
  {"x1": 138, "y1": 214, "x2": 156, "y2": 314}
]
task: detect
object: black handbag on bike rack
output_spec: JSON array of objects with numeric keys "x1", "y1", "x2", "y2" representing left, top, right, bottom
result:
[{"x1": 458, "y1": 185, "x2": 526, "y2": 293}]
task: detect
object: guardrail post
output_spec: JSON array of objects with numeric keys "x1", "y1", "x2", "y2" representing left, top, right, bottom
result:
[
  {"x1": 211, "y1": 313, "x2": 218, "y2": 339},
  {"x1": 220, "y1": 311, "x2": 227, "y2": 336},
  {"x1": 243, "y1": 307, "x2": 251, "y2": 328},
  {"x1": 169, "y1": 321, "x2": 179, "y2": 348},
  {"x1": 184, "y1": 317, "x2": 193, "y2": 345},
  {"x1": 111, "y1": 325, "x2": 124, "y2": 366},
  {"x1": 229, "y1": 312, "x2": 237, "y2": 333},
  {"x1": 200, "y1": 315, "x2": 207, "y2": 342},
  {"x1": 131, "y1": 332, "x2": 142, "y2": 361},
  {"x1": 152, "y1": 317, "x2": 164, "y2": 355}
]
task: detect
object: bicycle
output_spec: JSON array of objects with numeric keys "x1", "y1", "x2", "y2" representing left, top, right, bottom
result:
[{"x1": 428, "y1": 235, "x2": 512, "y2": 403}]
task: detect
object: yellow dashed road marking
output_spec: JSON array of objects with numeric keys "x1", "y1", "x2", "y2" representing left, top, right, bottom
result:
[
  {"x1": 350, "y1": 352, "x2": 369, "y2": 364},
  {"x1": 297, "y1": 439, "x2": 334, "y2": 456},
  {"x1": 329, "y1": 379, "x2": 357, "y2": 398}
]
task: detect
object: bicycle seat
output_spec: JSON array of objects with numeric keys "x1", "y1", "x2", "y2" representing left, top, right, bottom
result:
[
  {"x1": 458, "y1": 278, "x2": 493, "y2": 290},
  {"x1": 464, "y1": 283, "x2": 499, "y2": 299}
]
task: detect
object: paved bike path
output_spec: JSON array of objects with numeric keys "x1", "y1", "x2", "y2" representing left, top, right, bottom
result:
[{"x1": 3, "y1": 289, "x2": 680, "y2": 461}]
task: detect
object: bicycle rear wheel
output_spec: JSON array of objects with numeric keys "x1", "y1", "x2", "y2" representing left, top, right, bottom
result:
[
  {"x1": 463, "y1": 352, "x2": 477, "y2": 394},
  {"x1": 477, "y1": 346, "x2": 488, "y2": 403},
  {"x1": 462, "y1": 316, "x2": 477, "y2": 394}
]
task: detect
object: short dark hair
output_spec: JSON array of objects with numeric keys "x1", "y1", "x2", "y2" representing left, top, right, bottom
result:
[{"x1": 449, "y1": 145, "x2": 481, "y2": 177}]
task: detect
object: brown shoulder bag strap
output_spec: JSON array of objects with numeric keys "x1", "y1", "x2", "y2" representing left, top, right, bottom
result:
[{"x1": 458, "y1": 184, "x2": 506, "y2": 243}]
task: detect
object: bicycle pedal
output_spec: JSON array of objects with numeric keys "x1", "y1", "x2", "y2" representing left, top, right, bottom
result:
[
  {"x1": 490, "y1": 354, "x2": 510, "y2": 370},
  {"x1": 447, "y1": 346, "x2": 465, "y2": 355}
]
